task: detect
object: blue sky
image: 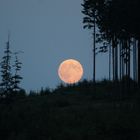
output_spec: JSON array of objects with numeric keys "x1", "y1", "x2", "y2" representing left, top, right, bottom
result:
[{"x1": 0, "y1": 0, "x2": 109, "y2": 92}]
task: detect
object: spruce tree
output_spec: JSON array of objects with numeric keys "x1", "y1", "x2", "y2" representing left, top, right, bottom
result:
[
  {"x1": 0, "y1": 40, "x2": 13, "y2": 96},
  {"x1": 12, "y1": 53, "x2": 23, "y2": 92}
]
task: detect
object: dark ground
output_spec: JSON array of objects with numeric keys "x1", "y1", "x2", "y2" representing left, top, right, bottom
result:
[{"x1": 0, "y1": 80, "x2": 140, "y2": 140}]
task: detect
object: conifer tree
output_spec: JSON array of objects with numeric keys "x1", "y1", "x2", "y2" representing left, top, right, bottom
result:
[
  {"x1": 0, "y1": 39, "x2": 13, "y2": 96},
  {"x1": 82, "y1": 0, "x2": 140, "y2": 84},
  {"x1": 12, "y1": 52, "x2": 23, "y2": 92}
]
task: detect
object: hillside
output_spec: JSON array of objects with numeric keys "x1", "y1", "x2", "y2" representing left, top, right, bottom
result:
[{"x1": 0, "y1": 81, "x2": 140, "y2": 140}]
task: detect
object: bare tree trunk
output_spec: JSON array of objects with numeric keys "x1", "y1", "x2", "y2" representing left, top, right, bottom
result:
[
  {"x1": 136, "y1": 40, "x2": 138, "y2": 82},
  {"x1": 122, "y1": 40, "x2": 125, "y2": 77},
  {"x1": 93, "y1": 11, "x2": 96, "y2": 84},
  {"x1": 138, "y1": 40, "x2": 140, "y2": 86},
  {"x1": 133, "y1": 38, "x2": 136, "y2": 81},
  {"x1": 120, "y1": 40, "x2": 122, "y2": 80},
  {"x1": 112, "y1": 41, "x2": 115, "y2": 81},
  {"x1": 128, "y1": 39, "x2": 131, "y2": 79},
  {"x1": 124, "y1": 40, "x2": 127, "y2": 77},
  {"x1": 112, "y1": 36, "x2": 118, "y2": 81},
  {"x1": 115, "y1": 42, "x2": 118, "y2": 80},
  {"x1": 109, "y1": 43, "x2": 111, "y2": 80}
]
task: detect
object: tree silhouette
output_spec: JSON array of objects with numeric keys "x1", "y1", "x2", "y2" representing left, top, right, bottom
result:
[
  {"x1": 0, "y1": 38, "x2": 13, "y2": 96},
  {"x1": 82, "y1": 0, "x2": 98, "y2": 83},
  {"x1": 82, "y1": 0, "x2": 140, "y2": 87},
  {"x1": 0, "y1": 38, "x2": 23, "y2": 98},
  {"x1": 12, "y1": 52, "x2": 23, "y2": 92}
]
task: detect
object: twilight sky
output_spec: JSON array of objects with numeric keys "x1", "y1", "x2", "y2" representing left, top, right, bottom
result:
[{"x1": 0, "y1": 0, "x2": 108, "y2": 92}]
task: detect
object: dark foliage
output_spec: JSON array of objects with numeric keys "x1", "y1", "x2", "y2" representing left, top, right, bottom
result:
[
  {"x1": 12, "y1": 53, "x2": 23, "y2": 92},
  {"x1": 0, "y1": 40, "x2": 13, "y2": 96},
  {"x1": 0, "y1": 39, "x2": 23, "y2": 99},
  {"x1": 0, "y1": 80, "x2": 140, "y2": 140},
  {"x1": 82, "y1": 0, "x2": 140, "y2": 85}
]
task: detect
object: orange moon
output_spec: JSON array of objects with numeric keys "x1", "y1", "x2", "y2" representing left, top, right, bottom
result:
[{"x1": 58, "y1": 59, "x2": 83, "y2": 84}]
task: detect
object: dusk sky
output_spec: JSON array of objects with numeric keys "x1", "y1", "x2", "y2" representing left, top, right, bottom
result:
[{"x1": 0, "y1": 0, "x2": 108, "y2": 92}]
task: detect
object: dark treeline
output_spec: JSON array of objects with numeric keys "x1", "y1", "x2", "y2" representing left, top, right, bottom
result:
[
  {"x1": 1, "y1": 78, "x2": 138, "y2": 99},
  {"x1": 82, "y1": 0, "x2": 140, "y2": 86},
  {"x1": 0, "y1": 80, "x2": 140, "y2": 140}
]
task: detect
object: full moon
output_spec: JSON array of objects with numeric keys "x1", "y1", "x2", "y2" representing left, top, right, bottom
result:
[{"x1": 58, "y1": 59, "x2": 83, "y2": 84}]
